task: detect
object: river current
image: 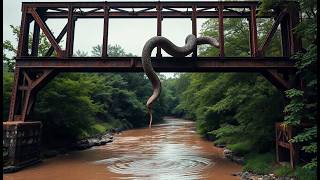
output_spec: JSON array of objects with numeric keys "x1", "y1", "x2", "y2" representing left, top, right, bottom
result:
[{"x1": 4, "y1": 117, "x2": 241, "y2": 180}]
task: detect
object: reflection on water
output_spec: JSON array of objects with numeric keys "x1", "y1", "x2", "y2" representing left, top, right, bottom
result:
[{"x1": 3, "y1": 117, "x2": 241, "y2": 180}]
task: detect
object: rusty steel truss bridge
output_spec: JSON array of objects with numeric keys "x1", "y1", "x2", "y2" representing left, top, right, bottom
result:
[
  {"x1": 2, "y1": 1, "x2": 306, "y2": 170},
  {"x1": 9, "y1": 1, "x2": 302, "y2": 123}
]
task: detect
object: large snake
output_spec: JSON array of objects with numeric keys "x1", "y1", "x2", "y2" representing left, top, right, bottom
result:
[{"x1": 142, "y1": 34, "x2": 219, "y2": 128}]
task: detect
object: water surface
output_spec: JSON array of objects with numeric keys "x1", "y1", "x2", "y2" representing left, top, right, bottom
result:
[{"x1": 4, "y1": 117, "x2": 241, "y2": 180}]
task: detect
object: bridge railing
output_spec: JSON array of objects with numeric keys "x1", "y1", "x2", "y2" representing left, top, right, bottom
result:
[{"x1": 17, "y1": 1, "x2": 301, "y2": 59}]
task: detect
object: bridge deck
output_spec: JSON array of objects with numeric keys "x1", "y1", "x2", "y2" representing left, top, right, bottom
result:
[{"x1": 16, "y1": 57, "x2": 295, "y2": 72}]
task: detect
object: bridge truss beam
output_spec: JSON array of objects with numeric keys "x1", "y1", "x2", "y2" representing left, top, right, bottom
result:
[{"x1": 9, "y1": 1, "x2": 301, "y2": 123}]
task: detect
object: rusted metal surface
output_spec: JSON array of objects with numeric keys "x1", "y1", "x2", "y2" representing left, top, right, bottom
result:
[
  {"x1": 261, "y1": 70, "x2": 292, "y2": 91},
  {"x1": 8, "y1": 68, "x2": 21, "y2": 121},
  {"x1": 275, "y1": 122, "x2": 298, "y2": 168},
  {"x1": 191, "y1": 5, "x2": 197, "y2": 58},
  {"x1": 20, "y1": 1, "x2": 263, "y2": 9},
  {"x1": 156, "y1": 3, "x2": 162, "y2": 58},
  {"x1": 249, "y1": 5, "x2": 258, "y2": 57},
  {"x1": 218, "y1": 4, "x2": 224, "y2": 57},
  {"x1": 29, "y1": 8, "x2": 64, "y2": 57},
  {"x1": 66, "y1": 5, "x2": 75, "y2": 57},
  {"x1": 31, "y1": 22, "x2": 40, "y2": 57},
  {"x1": 17, "y1": 6, "x2": 31, "y2": 57},
  {"x1": 3, "y1": 121, "x2": 42, "y2": 172},
  {"x1": 15, "y1": 57, "x2": 296, "y2": 72},
  {"x1": 45, "y1": 23, "x2": 68, "y2": 57},
  {"x1": 8, "y1": 69, "x2": 57, "y2": 122},
  {"x1": 258, "y1": 8, "x2": 288, "y2": 56},
  {"x1": 16, "y1": 1, "x2": 296, "y2": 60},
  {"x1": 102, "y1": 4, "x2": 109, "y2": 57}
]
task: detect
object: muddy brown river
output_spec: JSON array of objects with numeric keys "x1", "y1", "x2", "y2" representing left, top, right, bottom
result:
[{"x1": 4, "y1": 117, "x2": 241, "y2": 180}]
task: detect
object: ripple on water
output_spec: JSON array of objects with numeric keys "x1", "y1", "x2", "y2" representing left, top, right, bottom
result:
[
  {"x1": 94, "y1": 154, "x2": 214, "y2": 180},
  {"x1": 92, "y1": 120, "x2": 219, "y2": 179}
]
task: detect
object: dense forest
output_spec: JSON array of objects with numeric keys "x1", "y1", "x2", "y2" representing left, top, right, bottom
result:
[{"x1": 3, "y1": 0, "x2": 316, "y2": 179}]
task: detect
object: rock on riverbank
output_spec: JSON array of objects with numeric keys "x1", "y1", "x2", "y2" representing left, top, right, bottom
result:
[
  {"x1": 42, "y1": 128, "x2": 121, "y2": 158},
  {"x1": 73, "y1": 132, "x2": 114, "y2": 150},
  {"x1": 73, "y1": 128, "x2": 120, "y2": 150},
  {"x1": 239, "y1": 171, "x2": 297, "y2": 180},
  {"x1": 223, "y1": 148, "x2": 245, "y2": 165}
]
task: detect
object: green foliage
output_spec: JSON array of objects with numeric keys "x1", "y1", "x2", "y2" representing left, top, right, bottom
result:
[
  {"x1": 174, "y1": 72, "x2": 283, "y2": 154},
  {"x1": 227, "y1": 141, "x2": 253, "y2": 156},
  {"x1": 91, "y1": 122, "x2": 113, "y2": 134},
  {"x1": 243, "y1": 153, "x2": 275, "y2": 174},
  {"x1": 3, "y1": 25, "x2": 19, "y2": 71},
  {"x1": 33, "y1": 73, "x2": 100, "y2": 145},
  {"x1": 2, "y1": 70, "x2": 13, "y2": 120},
  {"x1": 274, "y1": 165, "x2": 294, "y2": 177},
  {"x1": 290, "y1": 126, "x2": 317, "y2": 170},
  {"x1": 257, "y1": 0, "x2": 280, "y2": 16},
  {"x1": 91, "y1": 44, "x2": 134, "y2": 57},
  {"x1": 294, "y1": 166, "x2": 317, "y2": 180},
  {"x1": 290, "y1": 126, "x2": 316, "y2": 145},
  {"x1": 283, "y1": 89, "x2": 304, "y2": 126}
]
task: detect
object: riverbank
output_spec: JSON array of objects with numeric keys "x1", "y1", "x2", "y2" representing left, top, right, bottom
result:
[
  {"x1": 40, "y1": 128, "x2": 122, "y2": 159},
  {"x1": 214, "y1": 143, "x2": 316, "y2": 180}
]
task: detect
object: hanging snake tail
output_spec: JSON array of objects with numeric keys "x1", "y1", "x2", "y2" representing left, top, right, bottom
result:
[{"x1": 142, "y1": 35, "x2": 219, "y2": 128}]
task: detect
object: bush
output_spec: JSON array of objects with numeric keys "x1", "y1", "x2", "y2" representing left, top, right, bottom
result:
[
  {"x1": 227, "y1": 141, "x2": 253, "y2": 156},
  {"x1": 243, "y1": 153, "x2": 275, "y2": 174},
  {"x1": 294, "y1": 166, "x2": 317, "y2": 180},
  {"x1": 91, "y1": 122, "x2": 113, "y2": 134},
  {"x1": 274, "y1": 165, "x2": 294, "y2": 177}
]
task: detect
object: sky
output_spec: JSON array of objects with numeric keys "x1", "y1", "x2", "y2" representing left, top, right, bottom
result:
[{"x1": 3, "y1": 0, "x2": 222, "y2": 78}]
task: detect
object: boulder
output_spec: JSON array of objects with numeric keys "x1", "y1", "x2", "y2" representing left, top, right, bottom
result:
[
  {"x1": 232, "y1": 156, "x2": 245, "y2": 164},
  {"x1": 241, "y1": 171, "x2": 251, "y2": 180},
  {"x1": 223, "y1": 148, "x2": 232, "y2": 155},
  {"x1": 262, "y1": 175, "x2": 272, "y2": 180}
]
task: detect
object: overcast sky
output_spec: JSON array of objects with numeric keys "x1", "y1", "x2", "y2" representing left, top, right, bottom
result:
[
  {"x1": 3, "y1": 0, "x2": 213, "y2": 55},
  {"x1": 3, "y1": 0, "x2": 231, "y2": 77}
]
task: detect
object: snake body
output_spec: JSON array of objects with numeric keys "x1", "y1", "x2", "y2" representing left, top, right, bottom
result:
[{"x1": 142, "y1": 34, "x2": 219, "y2": 128}]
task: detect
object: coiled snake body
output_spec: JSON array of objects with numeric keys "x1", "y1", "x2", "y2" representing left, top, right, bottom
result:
[{"x1": 142, "y1": 34, "x2": 219, "y2": 128}]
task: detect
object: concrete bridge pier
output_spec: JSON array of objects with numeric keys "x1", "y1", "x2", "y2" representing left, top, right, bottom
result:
[{"x1": 3, "y1": 121, "x2": 42, "y2": 173}]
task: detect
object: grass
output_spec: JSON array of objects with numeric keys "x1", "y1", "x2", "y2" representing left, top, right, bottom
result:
[
  {"x1": 294, "y1": 166, "x2": 317, "y2": 180},
  {"x1": 78, "y1": 122, "x2": 115, "y2": 139},
  {"x1": 91, "y1": 122, "x2": 114, "y2": 134},
  {"x1": 273, "y1": 165, "x2": 317, "y2": 180},
  {"x1": 274, "y1": 165, "x2": 294, "y2": 177},
  {"x1": 242, "y1": 152, "x2": 317, "y2": 180},
  {"x1": 227, "y1": 141, "x2": 253, "y2": 156},
  {"x1": 243, "y1": 152, "x2": 275, "y2": 174}
]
